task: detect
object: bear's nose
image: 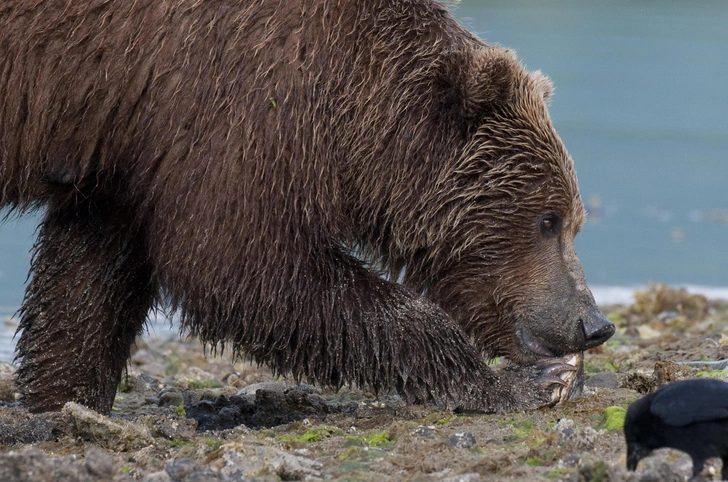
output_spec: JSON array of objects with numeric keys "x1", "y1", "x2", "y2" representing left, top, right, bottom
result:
[{"x1": 580, "y1": 309, "x2": 615, "y2": 349}]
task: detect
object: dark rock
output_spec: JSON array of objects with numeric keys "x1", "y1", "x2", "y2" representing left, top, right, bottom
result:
[
  {"x1": 218, "y1": 405, "x2": 241, "y2": 427},
  {"x1": 200, "y1": 391, "x2": 218, "y2": 402},
  {"x1": 184, "y1": 383, "x2": 342, "y2": 431},
  {"x1": 585, "y1": 372, "x2": 619, "y2": 389},
  {"x1": 182, "y1": 389, "x2": 201, "y2": 406},
  {"x1": 185, "y1": 400, "x2": 221, "y2": 432}
]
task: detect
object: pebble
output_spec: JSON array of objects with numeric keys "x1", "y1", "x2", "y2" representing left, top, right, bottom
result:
[
  {"x1": 442, "y1": 473, "x2": 481, "y2": 482},
  {"x1": 0, "y1": 448, "x2": 114, "y2": 482},
  {"x1": 449, "y1": 432, "x2": 476, "y2": 449},
  {"x1": 158, "y1": 390, "x2": 185, "y2": 408},
  {"x1": 165, "y1": 458, "x2": 208, "y2": 481},
  {"x1": 635, "y1": 461, "x2": 684, "y2": 482},
  {"x1": 413, "y1": 426, "x2": 437, "y2": 439},
  {"x1": 142, "y1": 471, "x2": 171, "y2": 482},
  {"x1": 173, "y1": 366, "x2": 216, "y2": 386},
  {"x1": 0, "y1": 363, "x2": 16, "y2": 402},
  {"x1": 125, "y1": 374, "x2": 163, "y2": 394},
  {"x1": 148, "y1": 415, "x2": 197, "y2": 441},
  {"x1": 637, "y1": 324, "x2": 661, "y2": 340},
  {"x1": 555, "y1": 418, "x2": 599, "y2": 451},
  {"x1": 131, "y1": 350, "x2": 157, "y2": 366},
  {"x1": 83, "y1": 449, "x2": 115, "y2": 479},
  {"x1": 235, "y1": 381, "x2": 289, "y2": 403},
  {"x1": 61, "y1": 402, "x2": 154, "y2": 451},
  {"x1": 216, "y1": 443, "x2": 322, "y2": 480},
  {"x1": 137, "y1": 362, "x2": 167, "y2": 378},
  {"x1": 562, "y1": 453, "x2": 580, "y2": 467}
]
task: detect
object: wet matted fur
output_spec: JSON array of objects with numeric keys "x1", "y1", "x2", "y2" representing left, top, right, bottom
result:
[{"x1": 0, "y1": 0, "x2": 612, "y2": 413}]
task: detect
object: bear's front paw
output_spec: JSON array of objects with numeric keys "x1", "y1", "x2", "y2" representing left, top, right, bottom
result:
[{"x1": 535, "y1": 352, "x2": 584, "y2": 407}]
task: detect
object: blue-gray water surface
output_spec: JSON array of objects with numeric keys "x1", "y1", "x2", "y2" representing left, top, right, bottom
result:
[
  {"x1": 2, "y1": 1, "x2": 728, "y2": 361},
  {"x1": 455, "y1": 0, "x2": 728, "y2": 289}
]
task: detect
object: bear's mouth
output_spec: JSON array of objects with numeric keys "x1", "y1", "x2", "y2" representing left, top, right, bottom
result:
[
  {"x1": 516, "y1": 328, "x2": 586, "y2": 403},
  {"x1": 516, "y1": 327, "x2": 556, "y2": 359}
]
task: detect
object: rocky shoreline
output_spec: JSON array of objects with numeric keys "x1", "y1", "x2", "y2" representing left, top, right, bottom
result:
[{"x1": 1, "y1": 283, "x2": 727, "y2": 481}]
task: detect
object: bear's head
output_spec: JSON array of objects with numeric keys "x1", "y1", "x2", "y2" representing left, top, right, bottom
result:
[{"x1": 409, "y1": 47, "x2": 614, "y2": 365}]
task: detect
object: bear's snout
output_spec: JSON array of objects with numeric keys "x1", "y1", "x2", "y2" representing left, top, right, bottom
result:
[
  {"x1": 511, "y1": 290, "x2": 615, "y2": 364},
  {"x1": 579, "y1": 309, "x2": 615, "y2": 349}
]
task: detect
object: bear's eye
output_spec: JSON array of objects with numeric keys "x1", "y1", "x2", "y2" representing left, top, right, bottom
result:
[{"x1": 540, "y1": 214, "x2": 560, "y2": 236}]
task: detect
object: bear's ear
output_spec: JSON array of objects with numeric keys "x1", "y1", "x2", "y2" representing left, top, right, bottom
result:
[
  {"x1": 444, "y1": 47, "x2": 521, "y2": 121},
  {"x1": 530, "y1": 70, "x2": 554, "y2": 101}
]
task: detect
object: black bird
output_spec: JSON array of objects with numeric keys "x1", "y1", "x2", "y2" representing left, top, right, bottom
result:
[{"x1": 625, "y1": 378, "x2": 728, "y2": 480}]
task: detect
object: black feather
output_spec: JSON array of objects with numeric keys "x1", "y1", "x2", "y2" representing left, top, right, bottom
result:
[
  {"x1": 651, "y1": 378, "x2": 728, "y2": 427},
  {"x1": 625, "y1": 378, "x2": 728, "y2": 480}
]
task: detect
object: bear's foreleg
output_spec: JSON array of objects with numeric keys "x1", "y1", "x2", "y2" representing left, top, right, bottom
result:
[
  {"x1": 15, "y1": 199, "x2": 154, "y2": 413},
  {"x1": 236, "y1": 249, "x2": 548, "y2": 412}
]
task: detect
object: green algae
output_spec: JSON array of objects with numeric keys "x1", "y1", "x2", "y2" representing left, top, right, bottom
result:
[{"x1": 599, "y1": 406, "x2": 626, "y2": 431}]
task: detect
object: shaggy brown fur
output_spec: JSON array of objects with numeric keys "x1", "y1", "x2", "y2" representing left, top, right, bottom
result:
[{"x1": 0, "y1": 0, "x2": 613, "y2": 413}]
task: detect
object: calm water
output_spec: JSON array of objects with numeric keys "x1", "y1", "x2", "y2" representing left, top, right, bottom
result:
[
  {"x1": 455, "y1": 0, "x2": 728, "y2": 287},
  {"x1": 2, "y1": 1, "x2": 728, "y2": 360}
]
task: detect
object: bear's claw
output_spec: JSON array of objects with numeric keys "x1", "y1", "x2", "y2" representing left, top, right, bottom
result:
[
  {"x1": 538, "y1": 375, "x2": 569, "y2": 388},
  {"x1": 536, "y1": 352, "x2": 584, "y2": 407}
]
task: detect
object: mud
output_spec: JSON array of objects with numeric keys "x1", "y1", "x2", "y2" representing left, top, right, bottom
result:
[{"x1": 1, "y1": 283, "x2": 727, "y2": 481}]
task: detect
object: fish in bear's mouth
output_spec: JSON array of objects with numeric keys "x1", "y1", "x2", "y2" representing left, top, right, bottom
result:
[{"x1": 516, "y1": 328, "x2": 585, "y2": 405}]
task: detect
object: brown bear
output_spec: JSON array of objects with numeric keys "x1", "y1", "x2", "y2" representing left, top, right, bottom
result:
[{"x1": 0, "y1": 0, "x2": 614, "y2": 414}]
